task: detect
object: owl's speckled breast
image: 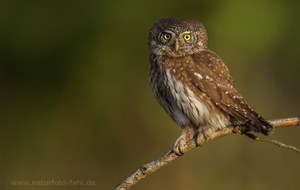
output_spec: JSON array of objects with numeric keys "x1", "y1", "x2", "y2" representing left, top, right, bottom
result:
[{"x1": 149, "y1": 54, "x2": 230, "y2": 131}]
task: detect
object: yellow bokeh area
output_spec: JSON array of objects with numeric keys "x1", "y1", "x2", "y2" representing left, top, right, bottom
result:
[{"x1": 1, "y1": 0, "x2": 299, "y2": 189}]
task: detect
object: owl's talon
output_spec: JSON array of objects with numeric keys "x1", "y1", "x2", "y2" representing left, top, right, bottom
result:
[
  {"x1": 173, "y1": 126, "x2": 196, "y2": 155},
  {"x1": 172, "y1": 149, "x2": 184, "y2": 156},
  {"x1": 196, "y1": 128, "x2": 211, "y2": 146},
  {"x1": 195, "y1": 138, "x2": 202, "y2": 147},
  {"x1": 173, "y1": 136, "x2": 188, "y2": 156}
]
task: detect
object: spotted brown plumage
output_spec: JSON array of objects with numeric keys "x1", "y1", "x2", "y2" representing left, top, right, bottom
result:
[{"x1": 148, "y1": 18, "x2": 273, "y2": 154}]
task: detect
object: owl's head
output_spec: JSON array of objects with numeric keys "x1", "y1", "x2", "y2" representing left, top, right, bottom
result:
[{"x1": 148, "y1": 18, "x2": 208, "y2": 57}]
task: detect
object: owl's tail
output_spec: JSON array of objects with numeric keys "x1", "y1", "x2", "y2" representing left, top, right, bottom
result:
[{"x1": 250, "y1": 117, "x2": 273, "y2": 135}]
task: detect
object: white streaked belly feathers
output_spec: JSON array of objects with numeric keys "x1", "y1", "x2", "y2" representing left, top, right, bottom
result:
[{"x1": 165, "y1": 69, "x2": 229, "y2": 130}]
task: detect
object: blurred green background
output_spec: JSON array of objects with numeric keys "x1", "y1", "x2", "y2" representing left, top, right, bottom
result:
[{"x1": 1, "y1": 0, "x2": 299, "y2": 189}]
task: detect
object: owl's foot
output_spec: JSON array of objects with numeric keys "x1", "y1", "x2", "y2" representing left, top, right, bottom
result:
[
  {"x1": 195, "y1": 127, "x2": 213, "y2": 146},
  {"x1": 173, "y1": 126, "x2": 196, "y2": 156}
]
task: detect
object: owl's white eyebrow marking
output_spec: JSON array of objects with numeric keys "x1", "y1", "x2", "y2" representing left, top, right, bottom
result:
[{"x1": 194, "y1": 72, "x2": 203, "y2": 79}]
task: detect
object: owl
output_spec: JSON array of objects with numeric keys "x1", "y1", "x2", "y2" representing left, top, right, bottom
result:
[{"x1": 148, "y1": 18, "x2": 273, "y2": 155}]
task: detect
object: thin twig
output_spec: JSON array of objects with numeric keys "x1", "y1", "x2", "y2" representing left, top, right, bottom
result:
[
  {"x1": 114, "y1": 117, "x2": 300, "y2": 190},
  {"x1": 244, "y1": 132, "x2": 300, "y2": 153}
]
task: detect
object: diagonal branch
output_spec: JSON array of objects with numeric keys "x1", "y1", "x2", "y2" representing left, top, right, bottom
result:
[{"x1": 114, "y1": 117, "x2": 300, "y2": 190}]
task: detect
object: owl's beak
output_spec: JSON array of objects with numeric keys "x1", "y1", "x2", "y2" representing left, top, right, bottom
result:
[{"x1": 175, "y1": 39, "x2": 180, "y2": 51}]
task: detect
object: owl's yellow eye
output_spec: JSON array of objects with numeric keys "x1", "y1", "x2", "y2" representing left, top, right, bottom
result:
[
  {"x1": 183, "y1": 34, "x2": 191, "y2": 41},
  {"x1": 163, "y1": 33, "x2": 171, "y2": 40}
]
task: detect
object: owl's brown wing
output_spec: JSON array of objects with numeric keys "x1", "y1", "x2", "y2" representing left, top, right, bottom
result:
[{"x1": 187, "y1": 50, "x2": 272, "y2": 135}]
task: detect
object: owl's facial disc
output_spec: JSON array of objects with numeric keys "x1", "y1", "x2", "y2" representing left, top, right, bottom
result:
[
  {"x1": 160, "y1": 30, "x2": 196, "y2": 54},
  {"x1": 148, "y1": 18, "x2": 209, "y2": 56}
]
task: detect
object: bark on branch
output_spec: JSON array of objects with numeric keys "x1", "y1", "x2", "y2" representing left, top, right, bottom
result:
[{"x1": 114, "y1": 117, "x2": 300, "y2": 190}]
